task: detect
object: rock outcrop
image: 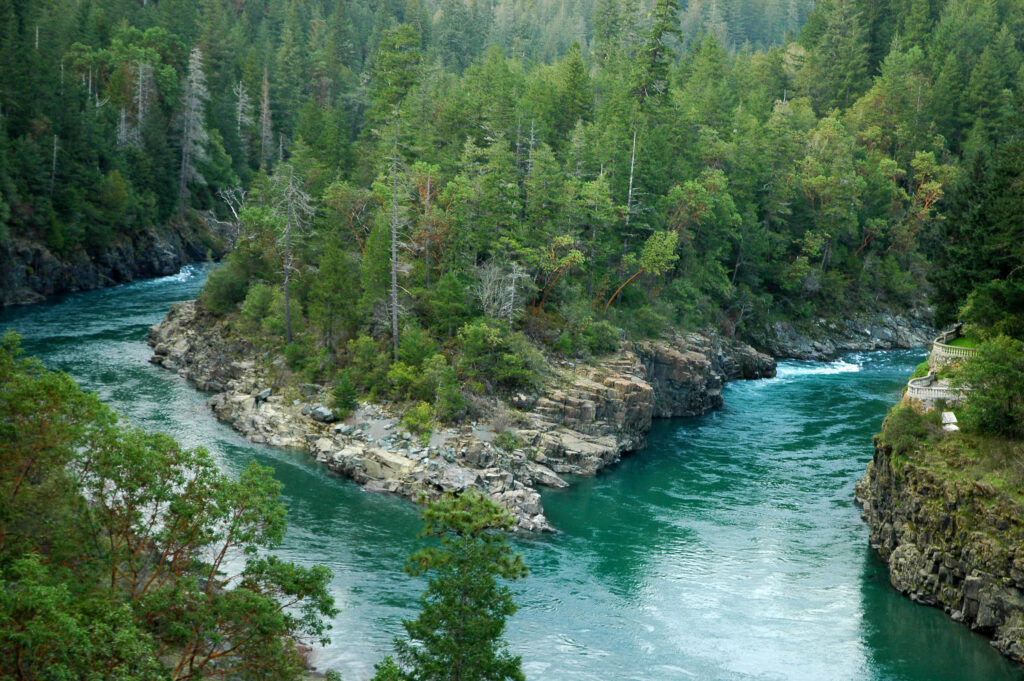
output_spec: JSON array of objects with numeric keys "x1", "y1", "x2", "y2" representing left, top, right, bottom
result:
[
  {"x1": 149, "y1": 301, "x2": 775, "y2": 531},
  {"x1": 753, "y1": 309, "x2": 934, "y2": 361},
  {"x1": 857, "y1": 440, "x2": 1024, "y2": 661},
  {"x1": 0, "y1": 220, "x2": 218, "y2": 307}
]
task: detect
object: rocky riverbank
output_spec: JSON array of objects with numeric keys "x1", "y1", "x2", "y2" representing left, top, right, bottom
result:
[
  {"x1": 753, "y1": 308, "x2": 934, "y2": 360},
  {"x1": 148, "y1": 301, "x2": 775, "y2": 531},
  {"x1": 857, "y1": 438, "x2": 1024, "y2": 661},
  {"x1": 0, "y1": 220, "x2": 220, "y2": 307}
]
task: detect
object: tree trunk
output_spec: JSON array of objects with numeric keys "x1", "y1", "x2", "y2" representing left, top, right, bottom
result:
[
  {"x1": 390, "y1": 116, "x2": 401, "y2": 360},
  {"x1": 625, "y1": 129, "x2": 637, "y2": 227},
  {"x1": 284, "y1": 221, "x2": 293, "y2": 344},
  {"x1": 605, "y1": 270, "x2": 642, "y2": 310}
]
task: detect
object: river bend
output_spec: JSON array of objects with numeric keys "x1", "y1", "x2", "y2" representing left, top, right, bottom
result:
[{"x1": 1, "y1": 265, "x2": 1020, "y2": 681}]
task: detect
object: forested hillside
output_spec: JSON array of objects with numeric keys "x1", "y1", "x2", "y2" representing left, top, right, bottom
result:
[
  {"x1": 1, "y1": 0, "x2": 1022, "y2": 400},
  {"x1": 0, "y1": 0, "x2": 813, "y2": 258}
]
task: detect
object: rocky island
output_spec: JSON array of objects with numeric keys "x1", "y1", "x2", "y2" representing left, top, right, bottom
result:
[{"x1": 149, "y1": 299, "x2": 776, "y2": 531}]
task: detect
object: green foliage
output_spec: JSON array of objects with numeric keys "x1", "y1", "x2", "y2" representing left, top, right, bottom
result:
[
  {"x1": 0, "y1": 332, "x2": 337, "y2": 681},
  {"x1": 493, "y1": 431, "x2": 519, "y2": 452},
  {"x1": 10, "y1": 0, "x2": 1017, "y2": 438},
  {"x1": 457, "y1": 321, "x2": 544, "y2": 393},
  {"x1": 242, "y1": 281, "x2": 277, "y2": 326},
  {"x1": 333, "y1": 368, "x2": 360, "y2": 419},
  {"x1": 201, "y1": 261, "x2": 251, "y2": 314},
  {"x1": 881, "y1": 404, "x2": 939, "y2": 460},
  {"x1": 402, "y1": 401, "x2": 435, "y2": 435},
  {"x1": 954, "y1": 336, "x2": 1024, "y2": 438},
  {"x1": 348, "y1": 335, "x2": 392, "y2": 398},
  {"x1": 0, "y1": 555, "x2": 166, "y2": 681},
  {"x1": 377, "y1": 491, "x2": 527, "y2": 681},
  {"x1": 960, "y1": 279, "x2": 1024, "y2": 340},
  {"x1": 399, "y1": 325, "x2": 440, "y2": 367}
]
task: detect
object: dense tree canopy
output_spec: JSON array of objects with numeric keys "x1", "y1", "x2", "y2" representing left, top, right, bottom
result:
[
  {"x1": 0, "y1": 331, "x2": 337, "y2": 681},
  {"x1": 1, "y1": 0, "x2": 1021, "y2": 421}
]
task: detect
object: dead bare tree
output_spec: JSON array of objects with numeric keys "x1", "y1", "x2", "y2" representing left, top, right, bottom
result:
[
  {"x1": 215, "y1": 187, "x2": 248, "y2": 247},
  {"x1": 259, "y1": 68, "x2": 274, "y2": 167},
  {"x1": 233, "y1": 81, "x2": 254, "y2": 160},
  {"x1": 178, "y1": 48, "x2": 210, "y2": 215},
  {"x1": 271, "y1": 165, "x2": 314, "y2": 344},
  {"x1": 474, "y1": 261, "x2": 531, "y2": 329},
  {"x1": 389, "y1": 116, "x2": 404, "y2": 360}
]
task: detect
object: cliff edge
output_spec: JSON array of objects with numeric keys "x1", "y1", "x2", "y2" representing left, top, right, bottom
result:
[{"x1": 857, "y1": 418, "x2": 1024, "y2": 661}]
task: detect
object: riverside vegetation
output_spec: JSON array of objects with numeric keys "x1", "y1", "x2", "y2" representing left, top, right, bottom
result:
[
  {"x1": 858, "y1": 297, "x2": 1024, "y2": 659},
  {"x1": 3, "y1": 0, "x2": 1024, "y2": 676},
  {"x1": 0, "y1": 331, "x2": 337, "y2": 680},
  {"x1": 0, "y1": 330, "x2": 530, "y2": 681}
]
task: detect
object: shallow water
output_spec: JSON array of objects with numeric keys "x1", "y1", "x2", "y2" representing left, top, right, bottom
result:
[{"x1": 2, "y1": 265, "x2": 1021, "y2": 681}]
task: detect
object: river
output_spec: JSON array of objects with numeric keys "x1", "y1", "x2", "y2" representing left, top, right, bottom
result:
[{"x1": 1, "y1": 264, "x2": 1021, "y2": 681}]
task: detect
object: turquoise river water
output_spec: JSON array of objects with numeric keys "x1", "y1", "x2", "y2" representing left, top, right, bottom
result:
[{"x1": 1, "y1": 264, "x2": 1022, "y2": 681}]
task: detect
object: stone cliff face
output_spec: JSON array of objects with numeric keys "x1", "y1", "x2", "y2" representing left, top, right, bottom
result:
[
  {"x1": 148, "y1": 301, "x2": 775, "y2": 531},
  {"x1": 0, "y1": 222, "x2": 217, "y2": 306},
  {"x1": 754, "y1": 309, "x2": 934, "y2": 361},
  {"x1": 857, "y1": 440, "x2": 1024, "y2": 661}
]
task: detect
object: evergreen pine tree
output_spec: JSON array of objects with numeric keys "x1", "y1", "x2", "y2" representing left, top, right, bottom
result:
[{"x1": 376, "y1": 491, "x2": 528, "y2": 681}]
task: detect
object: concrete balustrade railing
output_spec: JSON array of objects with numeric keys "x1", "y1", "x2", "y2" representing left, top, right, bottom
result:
[
  {"x1": 906, "y1": 372, "x2": 963, "y2": 404},
  {"x1": 929, "y1": 328, "x2": 981, "y2": 367}
]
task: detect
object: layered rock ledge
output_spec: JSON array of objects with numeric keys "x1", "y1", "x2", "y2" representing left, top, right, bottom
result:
[
  {"x1": 857, "y1": 440, "x2": 1024, "y2": 661},
  {"x1": 149, "y1": 301, "x2": 775, "y2": 531},
  {"x1": 754, "y1": 308, "x2": 934, "y2": 361}
]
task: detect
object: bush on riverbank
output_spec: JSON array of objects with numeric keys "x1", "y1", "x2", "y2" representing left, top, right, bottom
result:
[
  {"x1": 880, "y1": 401, "x2": 1024, "y2": 502},
  {"x1": 953, "y1": 335, "x2": 1024, "y2": 439}
]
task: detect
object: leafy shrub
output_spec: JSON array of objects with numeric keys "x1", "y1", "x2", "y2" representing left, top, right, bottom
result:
[
  {"x1": 456, "y1": 320, "x2": 544, "y2": 392},
  {"x1": 911, "y1": 361, "x2": 930, "y2": 379},
  {"x1": 424, "y1": 272, "x2": 473, "y2": 338},
  {"x1": 550, "y1": 298, "x2": 621, "y2": 357},
  {"x1": 398, "y1": 326, "x2": 438, "y2": 367},
  {"x1": 882, "y1": 405, "x2": 938, "y2": 459},
  {"x1": 402, "y1": 401, "x2": 434, "y2": 435},
  {"x1": 624, "y1": 304, "x2": 669, "y2": 339},
  {"x1": 201, "y1": 262, "x2": 250, "y2": 314},
  {"x1": 423, "y1": 355, "x2": 465, "y2": 422},
  {"x1": 387, "y1": 361, "x2": 423, "y2": 401},
  {"x1": 260, "y1": 288, "x2": 304, "y2": 340},
  {"x1": 493, "y1": 431, "x2": 519, "y2": 452},
  {"x1": 282, "y1": 338, "x2": 324, "y2": 382},
  {"x1": 348, "y1": 335, "x2": 391, "y2": 398},
  {"x1": 241, "y1": 282, "x2": 275, "y2": 326},
  {"x1": 580, "y1": 319, "x2": 620, "y2": 355},
  {"x1": 954, "y1": 335, "x2": 1024, "y2": 438},
  {"x1": 386, "y1": 353, "x2": 465, "y2": 421},
  {"x1": 960, "y1": 279, "x2": 1024, "y2": 341}
]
